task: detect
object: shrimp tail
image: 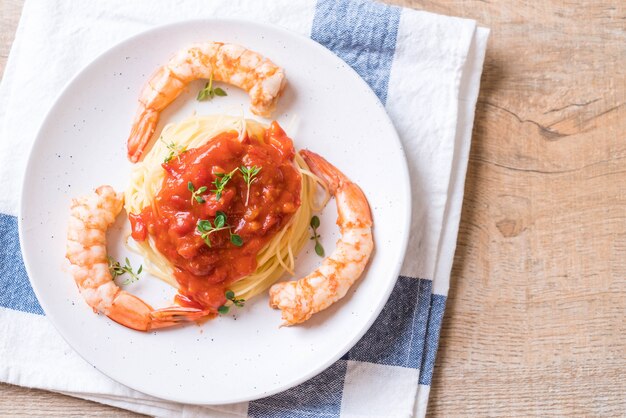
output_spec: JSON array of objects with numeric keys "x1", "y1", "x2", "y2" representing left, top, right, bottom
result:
[
  {"x1": 149, "y1": 307, "x2": 213, "y2": 330},
  {"x1": 107, "y1": 291, "x2": 211, "y2": 331},
  {"x1": 107, "y1": 291, "x2": 155, "y2": 331},
  {"x1": 128, "y1": 107, "x2": 159, "y2": 163}
]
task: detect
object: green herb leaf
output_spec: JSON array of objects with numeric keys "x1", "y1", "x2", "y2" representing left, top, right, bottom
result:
[
  {"x1": 310, "y1": 215, "x2": 320, "y2": 229},
  {"x1": 197, "y1": 82, "x2": 210, "y2": 101},
  {"x1": 197, "y1": 220, "x2": 212, "y2": 233},
  {"x1": 187, "y1": 181, "x2": 194, "y2": 192},
  {"x1": 213, "y1": 87, "x2": 227, "y2": 97},
  {"x1": 230, "y1": 234, "x2": 243, "y2": 247},
  {"x1": 315, "y1": 242, "x2": 325, "y2": 257},
  {"x1": 214, "y1": 211, "x2": 226, "y2": 228},
  {"x1": 217, "y1": 305, "x2": 229, "y2": 314},
  {"x1": 211, "y1": 167, "x2": 238, "y2": 201},
  {"x1": 225, "y1": 290, "x2": 235, "y2": 300}
]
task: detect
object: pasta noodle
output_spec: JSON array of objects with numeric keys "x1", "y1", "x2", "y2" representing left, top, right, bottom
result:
[{"x1": 124, "y1": 115, "x2": 327, "y2": 302}]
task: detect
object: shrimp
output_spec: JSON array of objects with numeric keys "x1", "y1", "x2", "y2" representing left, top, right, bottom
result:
[
  {"x1": 66, "y1": 185, "x2": 211, "y2": 331},
  {"x1": 269, "y1": 150, "x2": 374, "y2": 325},
  {"x1": 127, "y1": 42, "x2": 286, "y2": 162}
]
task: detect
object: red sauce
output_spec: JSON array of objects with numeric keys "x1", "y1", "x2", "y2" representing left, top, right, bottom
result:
[{"x1": 130, "y1": 122, "x2": 301, "y2": 310}]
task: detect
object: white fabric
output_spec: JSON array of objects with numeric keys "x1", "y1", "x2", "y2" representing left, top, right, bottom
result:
[
  {"x1": 389, "y1": 11, "x2": 482, "y2": 281},
  {"x1": 0, "y1": 0, "x2": 488, "y2": 416},
  {"x1": 341, "y1": 361, "x2": 420, "y2": 417}
]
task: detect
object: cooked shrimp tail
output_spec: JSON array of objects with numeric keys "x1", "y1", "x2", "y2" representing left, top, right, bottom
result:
[
  {"x1": 269, "y1": 150, "x2": 373, "y2": 325},
  {"x1": 149, "y1": 306, "x2": 213, "y2": 329},
  {"x1": 127, "y1": 42, "x2": 286, "y2": 162},
  {"x1": 128, "y1": 108, "x2": 159, "y2": 163},
  {"x1": 106, "y1": 292, "x2": 211, "y2": 331},
  {"x1": 66, "y1": 185, "x2": 212, "y2": 331}
]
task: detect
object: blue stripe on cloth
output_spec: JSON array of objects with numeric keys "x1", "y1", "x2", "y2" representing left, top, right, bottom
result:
[
  {"x1": 311, "y1": 0, "x2": 401, "y2": 105},
  {"x1": 248, "y1": 278, "x2": 448, "y2": 416},
  {"x1": 248, "y1": 360, "x2": 347, "y2": 418},
  {"x1": 0, "y1": 213, "x2": 44, "y2": 315},
  {"x1": 418, "y1": 294, "x2": 447, "y2": 385},
  {"x1": 347, "y1": 276, "x2": 432, "y2": 369}
]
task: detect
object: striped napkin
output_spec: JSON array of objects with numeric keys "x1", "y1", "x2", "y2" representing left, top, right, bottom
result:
[{"x1": 0, "y1": 0, "x2": 488, "y2": 416}]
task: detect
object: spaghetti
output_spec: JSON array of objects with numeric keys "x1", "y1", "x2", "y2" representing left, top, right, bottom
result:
[{"x1": 125, "y1": 115, "x2": 327, "y2": 309}]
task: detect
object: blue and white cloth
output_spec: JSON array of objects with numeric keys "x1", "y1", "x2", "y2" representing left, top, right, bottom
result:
[{"x1": 0, "y1": 0, "x2": 488, "y2": 416}]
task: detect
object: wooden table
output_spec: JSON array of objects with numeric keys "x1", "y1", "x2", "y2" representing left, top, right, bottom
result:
[{"x1": 1, "y1": 0, "x2": 624, "y2": 416}]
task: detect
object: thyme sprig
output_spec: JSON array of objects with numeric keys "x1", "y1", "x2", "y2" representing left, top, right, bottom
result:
[
  {"x1": 310, "y1": 216, "x2": 324, "y2": 257},
  {"x1": 188, "y1": 181, "x2": 207, "y2": 205},
  {"x1": 162, "y1": 139, "x2": 186, "y2": 163},
  {"x1": 211, "y1": 168, "x2": 238, "y2": 201},
  {"x1": 197, "y1": 211, "x2": 243, "y2": 248},
  {"x1": 197, "y1": 72, "x2": 227, "y2": 101},
  {"x1": 240, "y1": 165, "x2": 262, "y2": 206},
  {"x1": 107, "y1": 256, "x2": 143, "y2": 285},
  {"x1": 217, "y1": 290, "x2": 246, "y2": 314}
]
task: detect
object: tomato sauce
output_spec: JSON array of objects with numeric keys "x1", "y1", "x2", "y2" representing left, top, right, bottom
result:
[{"x1": 130, "y1": 122, "x2": 301, "y2": 310}]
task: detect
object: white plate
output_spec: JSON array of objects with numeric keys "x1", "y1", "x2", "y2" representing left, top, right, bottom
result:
[{"x1": 19, "y1": 19, "x2": 411, "y2": 404}]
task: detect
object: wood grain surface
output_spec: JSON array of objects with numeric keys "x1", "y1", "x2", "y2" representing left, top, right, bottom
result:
[{"x1": 1, "y1": 0, "x2": 625, "y2": 416}]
